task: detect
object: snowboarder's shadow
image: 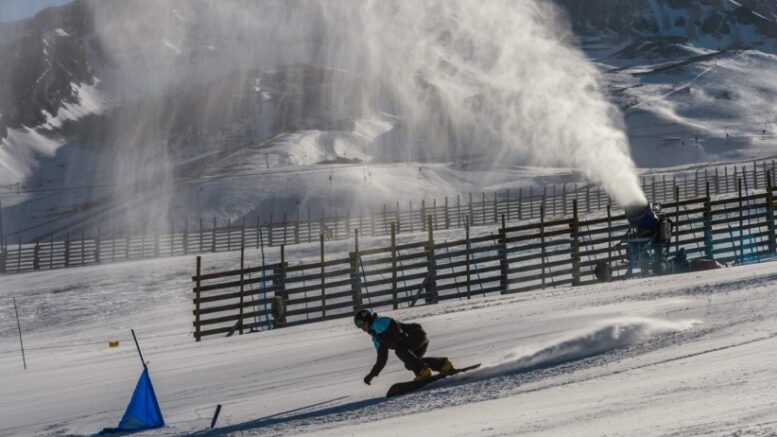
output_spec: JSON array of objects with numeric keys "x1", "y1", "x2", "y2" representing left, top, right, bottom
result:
[{"x1": 191, "y1": 395, "x2": 386, "y2": 435}]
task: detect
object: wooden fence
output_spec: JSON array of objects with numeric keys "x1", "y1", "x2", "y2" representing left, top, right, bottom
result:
[
  {"x1": 3, "y1": 159, "x2": 775, "y2": 274},
  {"x1": 191, "y1": 175, "x2": 777, "y2": 340}
]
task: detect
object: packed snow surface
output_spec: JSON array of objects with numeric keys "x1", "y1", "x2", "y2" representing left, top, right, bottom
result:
[{"x1": 1, "y1": 249, "x2": 777, "y2": 436}]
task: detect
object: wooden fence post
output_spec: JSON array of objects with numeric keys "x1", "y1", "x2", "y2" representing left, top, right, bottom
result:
[
  {"x1": 421, "y1": 200, "x2": 426, "y2": 231},
  {"x1": 409, "y1": 201, "x2": 414, "y2": 232},
  {"x1": 468, "y1": 193, "x2": 474, "y2": 226},
  {"x1": 506, "y1": 190, "x2": 511, "y2": 221},
  {"x1": 383, "y1": 204, "x2": 388, "y2": 235},
  {"x1": 425, "y1": 215, "x2": 438, "y2": 304},
  {"x1": 184, "y1": 218, "x2": 189, "y2": 255},
  {"x1": 283, "y1": 213, "x2": 288, "y2": 245},
  {"x1": 704, "y1": 182, "x2": 714, "y2": 260},
  {"x1": 200, "y1": 218, "x2": 204, "y2": 252},
  {"x1": 562, "y1": 183, "x2": 567, "y2": 215},
  {"x1": 350, "y1": 229, "x2": 363, "y2": 310},
  {"x1": 499, "y1": 214, "x2": 508, "y2": 294},
  {"x1": 481, "y1": 192, "x2": 486, "y2": 224},
  {"x1": 493, "y1": 192, "x2": 498, "y2": 223},
  {"x1": 444, "y1": 196, "x2": 451, "y2": 229},
  {"x1": 268, "y1": 213, "x2": 274, "y2": 247},
  {"x1": 34, "y1": 240, "x2": 41, "y2": 271},
  {"x1": 464, "y1": 216, "x2": 472, "y2": 299},
  {"x1": 242, "y1": 218, "x2": 247, "y2": 249},
  {"x1": 294, "y1": 209, "x2": 300, "y2": 244},
  {"x1": 571, "y1": 199, "x2": 580, "y2": 286},
  {"x1": 171, "y1": 220, "x2": 175, "y2": 256},
  {"x1": 738, "y1": 178, "x2": 744, "y2": 262},
  {"x1": 767, "y1": 172, "x2": 776, "y2": 254},
  {"x1": 391, "y1": 223, "x2": 398, "y2": 310},
  {"x1": 457, "y1": 195, "x2": 461, "y2": 228},
  {"x1": 17, "y1": 237, "x2": 21, "y2": 272},
  {"x1": 663, "y1": 175, "x2": 667, "y2": 201},
  {"x1": 124, "y1": 228, "x2": 130, "y2": 260},
  {"x1": 320, "y1": 234, "x2": 326, "y2": 320},
  {"x1": 239, "y1": 246, "x2": 245, "y2": 335},
  {"x1": 308, "y1": 208, "x2": 312, "y2": 243},
  {"x1": 335, "y1": 209, "x2": 341, "y2": 239},
  {"x1": 675, "y1": 185, "x2": 680, "y2": 255},
  {"x1": 81, "y1": 230, "x2": 86, "y2": 265},
  {"x1": 345, "y1": 210, "x2": 350, "y2": 239},
  {"x1": 63, "y1": 232, "x2": 69, "y2": 267},
  {"x1": 211, "y1": 217, "x2": 216, "y2": 252},
  {"x1": 432, "y1": 199, "x2": 437, "y2": 230},
  {"x1": 319, "y1": 210, "x2": 325, "y2": 241},
  {"x1": 94, "y1": 226, "x2": 101, "y2": 264},
  {"x1": 195, "y1": 256, "x2": 201, "y2": 342},
  {"x1": 49, "y1": 235, "x2": 54, "y2": 270},
  {"x1": 256, "y1": 214, "x2": 266, "y2": 249},
  {"x1": 724, "y1": 166, "x2": 729, "y2": 192},
  {"x1": 518, "y1": 188, "x2": 523, "y2": 220},
  {"x1": 540, "y1": 205, "x2": 546, "y2": 289},
  {"x1": 606, "y1": 204, "x2": 612, "y2": 267},
  {"x1": 372, "y1": 206, "x2": 377, "y2": 237},
  {"x1": 445, "y1": 196, "x2": 450, "y2": 229},
  {"x1": 273, "y1": 245, "x2": 287, "y2": 328},
  {"x1": 395, "y1": 202, "x2": 400, "y2": 234}
]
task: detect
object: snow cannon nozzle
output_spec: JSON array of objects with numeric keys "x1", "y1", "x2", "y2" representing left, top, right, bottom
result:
[{"x1": 623, "y1": 201, "x2": 672, "y2": 244}]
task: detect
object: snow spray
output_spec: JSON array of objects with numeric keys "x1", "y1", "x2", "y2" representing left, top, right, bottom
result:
[{"x1": 88, "y1": 0, "x2": 647, "y2": 207}]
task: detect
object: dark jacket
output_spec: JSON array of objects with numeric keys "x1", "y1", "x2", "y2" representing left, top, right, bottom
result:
[{"x1": 367, "y1": 316, "x2": 427, "y2": 377}]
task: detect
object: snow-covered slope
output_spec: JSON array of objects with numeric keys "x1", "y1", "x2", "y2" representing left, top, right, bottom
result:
[{"x1": 1, "y1": 248, "x2": 777, "y2": 435}]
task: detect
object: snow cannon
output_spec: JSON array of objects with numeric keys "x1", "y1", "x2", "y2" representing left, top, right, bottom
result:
[{"x1": 624, "y1": 202, "x2": 672, "y2": 244}]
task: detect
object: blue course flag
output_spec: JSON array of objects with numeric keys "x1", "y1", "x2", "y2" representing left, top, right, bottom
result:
[{"x1": 117, "y1": 368, "x2": 165, "y2": 431}]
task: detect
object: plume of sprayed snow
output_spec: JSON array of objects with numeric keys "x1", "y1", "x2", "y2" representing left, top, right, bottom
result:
[
  {"x1": 87, "y1": 0, "x2": 647, "y2": 207},
  {"x1": 458, "y1": 317, "x2": 699, "y2": 380}
]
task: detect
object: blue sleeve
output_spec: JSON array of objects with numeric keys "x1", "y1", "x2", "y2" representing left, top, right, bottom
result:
[{"x1": 372, "y1": 337, "x2": 380, "y2": 350}]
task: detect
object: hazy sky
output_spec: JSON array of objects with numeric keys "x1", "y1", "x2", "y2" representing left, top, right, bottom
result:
[{"x1": 0, "y1": 0, "x2": 72, "y2": 23}]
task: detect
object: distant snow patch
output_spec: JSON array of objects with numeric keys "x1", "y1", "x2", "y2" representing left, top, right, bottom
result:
[
  {"x1": 41, "y1": 81, "x2": 104, "y2": 130},
  {"x1": 0, "y1": 127, "x2": 62, "y2": 185}
]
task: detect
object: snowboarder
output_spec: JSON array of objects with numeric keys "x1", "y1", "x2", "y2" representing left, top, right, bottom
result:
[{"x1": 354, "y1": 310, "x2": 454, "y2": 385}]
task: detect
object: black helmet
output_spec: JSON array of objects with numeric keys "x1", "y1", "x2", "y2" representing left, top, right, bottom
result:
[{"x1": 354, "y1": 310, "x2": 374, "y2": 328}]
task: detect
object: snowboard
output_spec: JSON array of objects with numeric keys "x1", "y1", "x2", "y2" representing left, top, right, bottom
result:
[{"x1": 386, "y1": 363, "x2": 481, "y2": 397}]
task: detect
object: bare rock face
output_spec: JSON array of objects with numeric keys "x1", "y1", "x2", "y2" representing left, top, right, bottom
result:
[{"x1": 0, "y1": 0, "x2": 102, "y2": 140}]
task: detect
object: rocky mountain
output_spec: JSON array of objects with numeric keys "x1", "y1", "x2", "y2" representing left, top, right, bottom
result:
[
  {"x1": 2, "y1": 0, "x2": 776, "y2": 154},
  {"x1": 0, "y1": 0, "x2": 102, "y2": 142},
  {"x1": 1, "y1": 0, "x2": 777, "y2": 241}
]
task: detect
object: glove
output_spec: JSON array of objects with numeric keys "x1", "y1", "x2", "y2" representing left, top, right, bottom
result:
[{"x1": 363, "y1": 374, "x2": 374, "y2": 385}]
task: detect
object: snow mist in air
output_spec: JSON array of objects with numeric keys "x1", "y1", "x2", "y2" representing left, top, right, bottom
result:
[{"x1": 89, "y1": 0, "x2": 647, "y2": 207}]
